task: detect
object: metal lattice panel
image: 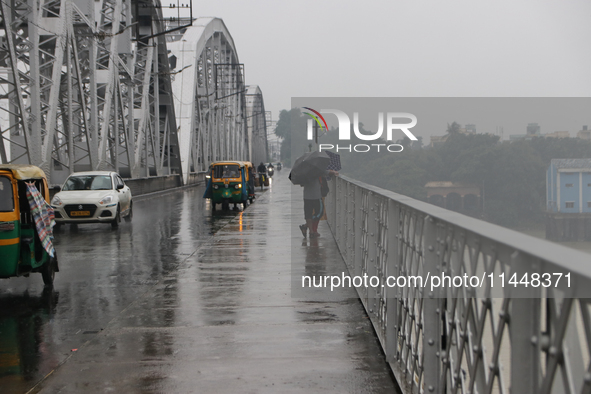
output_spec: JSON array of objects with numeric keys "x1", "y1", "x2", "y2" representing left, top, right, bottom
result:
[{"x1": 326, "y1": 175, "x2": 591, "y2": 394}]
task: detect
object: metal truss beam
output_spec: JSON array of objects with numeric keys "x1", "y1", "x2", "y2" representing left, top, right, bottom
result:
[
  {"x1": 168, "y1": 17, "x2": 262, "y2": 183},
  {"x1": 0, "y1": 0, "x2": 183, "y2": 184}
]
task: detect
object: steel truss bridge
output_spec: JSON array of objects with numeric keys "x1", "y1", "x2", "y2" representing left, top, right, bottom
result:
[{"x1": 0, "y1": 0, "x2": 268, "y2": 184}]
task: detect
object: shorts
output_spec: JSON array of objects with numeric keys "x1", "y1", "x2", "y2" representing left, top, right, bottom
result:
[{"x1": 304, "y1": 198, "x2": 324, "y2": 220}]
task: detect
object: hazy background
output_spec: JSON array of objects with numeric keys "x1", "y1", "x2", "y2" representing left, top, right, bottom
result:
[{"x1": 181, "y1": 0, "x2": 591, "y2": 119}]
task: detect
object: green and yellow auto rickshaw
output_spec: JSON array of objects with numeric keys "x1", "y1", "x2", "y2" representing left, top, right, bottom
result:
[
  {"x1": 0, "y1": 164, "x2": 59, "y2": 285},
  {"x1": 204, "y1": 161, "x2": 252, "y2": 210}
]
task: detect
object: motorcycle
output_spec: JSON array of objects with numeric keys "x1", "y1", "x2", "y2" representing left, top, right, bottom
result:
[{"x1": 268, "y1": 167, "x2": 274, "y2": 177}]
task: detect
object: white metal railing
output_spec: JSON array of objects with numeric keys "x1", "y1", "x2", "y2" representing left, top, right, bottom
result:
[{"x1": 325, "y1": 175, "x2": 591, "y2": 394}]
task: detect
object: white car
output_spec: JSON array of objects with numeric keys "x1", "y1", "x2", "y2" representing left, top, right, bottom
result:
[{"x1": 51, "y1": 171, "x2": 132, "y2": 228}]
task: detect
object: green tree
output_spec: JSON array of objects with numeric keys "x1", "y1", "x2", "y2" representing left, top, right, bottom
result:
[
  {"x1": 446, "y1": 121, "x2": 461, "y2": 135},
  {"x1": 274, "y1": 108, "x2": 308, "y2": 166}
]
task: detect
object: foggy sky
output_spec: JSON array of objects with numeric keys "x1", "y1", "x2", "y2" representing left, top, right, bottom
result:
[{"x1": 184, "y1": 0, "x2": 591, "y2": 132}]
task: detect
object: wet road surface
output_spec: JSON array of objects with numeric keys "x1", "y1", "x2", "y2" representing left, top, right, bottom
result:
[{"x1": 0, "y1": 174, "x2": 399, "y2": 393}]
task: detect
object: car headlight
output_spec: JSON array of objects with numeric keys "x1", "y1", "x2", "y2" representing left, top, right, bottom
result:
[
  {"x1": 51, "y1": 195, "x2": 62, "y2": 206},
  {"x1": 234, "y1": 184, "x2": 242, "y2": 189},
  {"x1": 213, "y1": 184, "x2": 219, "y2": 190},
  {"x1": 99, "y1": 195, "x2": 113, "y2": 205}
]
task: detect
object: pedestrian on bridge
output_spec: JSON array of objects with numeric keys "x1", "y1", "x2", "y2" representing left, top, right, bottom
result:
[
  {"x1": 299, "y1": 169, "x2": 338, "y2": 238},
  {"x1": 289, "y1": 151, "x2": 338, "y2": 238}
]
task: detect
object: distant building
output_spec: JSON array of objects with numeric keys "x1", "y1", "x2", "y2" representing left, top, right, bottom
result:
[
  {"x1": 527, "y1": 123, "x2": 541, "y2": 136},
  {"x1": 546, "y1": 159, "x2": 591, "y2": 213},
  {"x1": 465, "y1": 124, "x2": 476, "y2": 134},
  {"x1": 425, "y1": 181, "x2": 481, "y2": 212},
  {"x1": 429, "y1": 135, "x2": 448, "y2": 147},
  {"x1": 577, "y1": 125, "x2": 591, "y2": 141},
  {"x1": 545, "y1": 131, "x2": 570, "y2": 139},
  {"x1": 510, "y1": 122, "x2": 542, "y2": 140}
]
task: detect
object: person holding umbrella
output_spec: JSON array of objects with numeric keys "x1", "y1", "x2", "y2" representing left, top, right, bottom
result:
[{"x1": 289, "y1": 151, "x2": 339, "y2": 238}]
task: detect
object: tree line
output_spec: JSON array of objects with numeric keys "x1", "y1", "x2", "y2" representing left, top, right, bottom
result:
[{"x1": 275, "y1": 108, "x2": 591, "y2": 228}]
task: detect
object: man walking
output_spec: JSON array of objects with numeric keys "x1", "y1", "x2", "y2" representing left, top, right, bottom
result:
[{"x1": 299, "y1": 170, "x2": 337, "y2": 238}]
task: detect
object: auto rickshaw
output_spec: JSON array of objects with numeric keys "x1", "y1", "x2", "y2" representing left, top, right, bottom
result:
[
  {"x1": 0, "y1": 164, "x2": 59, "y2": 285},
  {"x1": 204, "y1": 161, "x2": 250, "y2": 210}
]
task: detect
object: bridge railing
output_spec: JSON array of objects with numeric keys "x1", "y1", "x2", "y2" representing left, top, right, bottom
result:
[{"x1": 325, "y1": 175, "x2": 591, "y2": 394}]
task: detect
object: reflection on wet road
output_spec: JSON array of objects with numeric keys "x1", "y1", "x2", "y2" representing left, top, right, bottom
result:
[{"x1": 0, "y1": 185, "x2": 237, "y2": 394}]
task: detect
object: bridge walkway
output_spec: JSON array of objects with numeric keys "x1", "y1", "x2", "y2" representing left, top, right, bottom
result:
[{"x1": 34, "y1": 174, "x2": 399, "y2": 393}]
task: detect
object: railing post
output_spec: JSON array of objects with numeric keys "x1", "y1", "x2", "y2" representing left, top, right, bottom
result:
[
  {"x1": 354, "y1": 185, "x2": 363, "y2": 280},
  {"x1": 346, "y1": 181, "x2": 354, "y2": 267},
  {"x1": 510, "y1": 254, "x2": 540, "y2": 394},
  {"x1": 338, "y1": 180, "x2": 347, "y2": 248},
  {"x1": 423, "y1": 216, "x2": 443, "y2": 393},
  {"x1": 386, "y1": 199, "x2": 400, "y2": 362},
  {"x1": 367, "y1": 192, "x2": 379, "y2": 313}
]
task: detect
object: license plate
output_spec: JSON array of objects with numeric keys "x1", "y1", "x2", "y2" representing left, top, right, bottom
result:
[{"x1": 70, "y1": 210, "x2": 90, "y2": 217}]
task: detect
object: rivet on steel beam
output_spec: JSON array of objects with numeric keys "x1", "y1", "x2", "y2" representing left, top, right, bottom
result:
[
  {"x1": 428, "y1": 245, "x2": 434, "y2": 252},
  {"x1": 428, "y1": 339, "x2": 434, "y2": 346},
  {"x1": 428, "y1": 386, "x2": 434, "y2": 392}
]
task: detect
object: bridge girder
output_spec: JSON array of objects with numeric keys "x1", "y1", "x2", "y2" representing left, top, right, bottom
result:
[
  {"x1": 168, "y1": 17, "x2": 263, "y2": 183},
  {"x1": 0, "y1": 0, "x2": 182, "y2": 184},
  {"x1": 245, "y1": 85, "x2": 268, "y2": 166}
]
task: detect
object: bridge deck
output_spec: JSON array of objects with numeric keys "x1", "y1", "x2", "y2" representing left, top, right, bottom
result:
[{"x1": 34, "y1": 174, "x2": 398, "y2": 393}]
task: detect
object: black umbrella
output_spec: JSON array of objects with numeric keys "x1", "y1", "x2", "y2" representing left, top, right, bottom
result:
[{"x1": 289, "y1": 151, "x2": 330, "y2": 185}]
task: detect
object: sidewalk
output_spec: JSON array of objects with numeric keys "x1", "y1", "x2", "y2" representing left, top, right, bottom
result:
[{"x1": 36, "y1": 174, "x2": 398, "y2": 393}]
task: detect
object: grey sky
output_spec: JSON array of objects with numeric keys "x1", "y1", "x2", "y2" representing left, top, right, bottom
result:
[{"x1": 186, "y1": 0, "x2": 591, "y2": 123}]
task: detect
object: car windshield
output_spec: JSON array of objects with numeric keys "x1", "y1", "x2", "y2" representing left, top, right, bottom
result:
[
  {"x1": 213, "y1": 165, "x2": 241, "y2": 179},
  {"x1": 62, "y1": 175, "x2": 112, "y2": 191},
  {"x1": 0, "y1": 176, "x2": 14, "y2": 212}
]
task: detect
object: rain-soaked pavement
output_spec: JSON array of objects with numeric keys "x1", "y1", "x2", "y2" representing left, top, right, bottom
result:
[{"x1": 0, "y1": 173, "x2": 399, "y2": 393}]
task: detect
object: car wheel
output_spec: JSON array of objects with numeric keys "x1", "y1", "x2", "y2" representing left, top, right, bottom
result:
[
  {"x1": 111, "y1": 205, "x2": 121, "y2": 228},
  {"x1": 124, "y1": 202, "x2": 133, "y2": 222},
  {"x1": 41, "y1": 256, "x2": 56, "y2": 286}
]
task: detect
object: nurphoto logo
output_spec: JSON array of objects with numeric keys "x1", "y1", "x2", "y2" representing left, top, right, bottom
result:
[{"x1": 303, "y1": 107, "x2": 418, "y2": 153}]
